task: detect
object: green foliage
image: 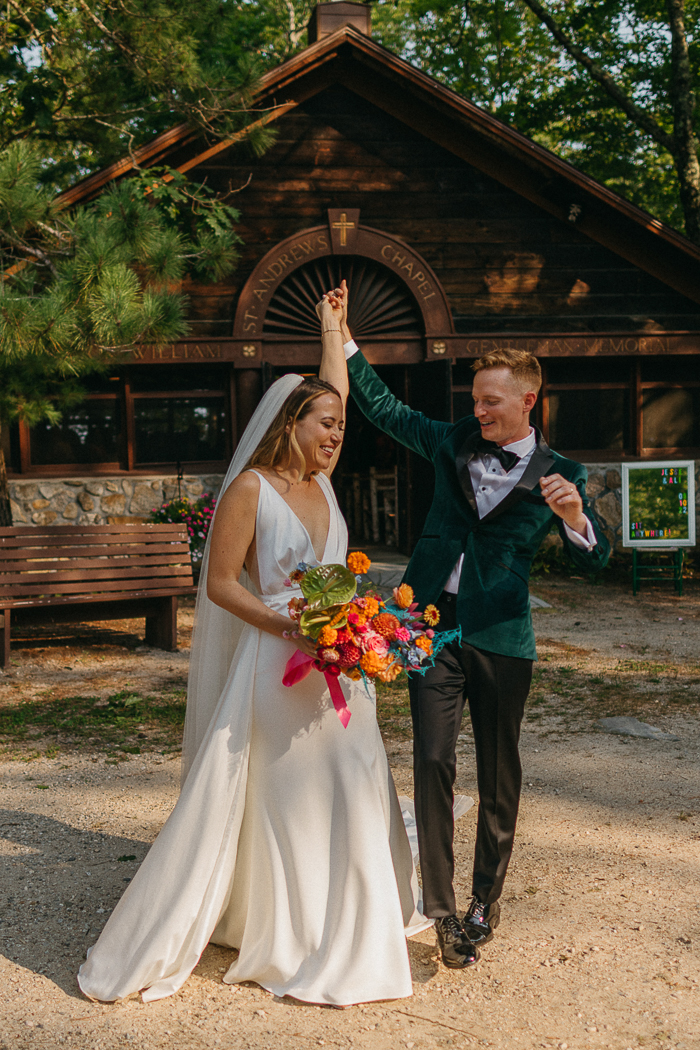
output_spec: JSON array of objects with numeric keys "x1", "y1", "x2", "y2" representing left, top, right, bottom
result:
[
  {"x1": 0, "y1": 142, "x2": 242, "y2": 441},
  {"x1": 0, "y1": 0, "x2": 276, "y2": 191},
  {"x1": 368, "y1": 0, "x2": 699, "y2": 234},
  {"x1": 3, "y1": 1, "x2": 696, "y2": 231}
]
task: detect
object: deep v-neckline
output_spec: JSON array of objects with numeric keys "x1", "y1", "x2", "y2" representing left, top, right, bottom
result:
[{"x1": 254, "y1": 471, "x2": 332, "y2": 563}]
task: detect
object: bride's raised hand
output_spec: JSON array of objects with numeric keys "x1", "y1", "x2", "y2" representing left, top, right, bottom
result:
[{"x1": 328, "y1": 280, "x2": 350, "y2": 342}]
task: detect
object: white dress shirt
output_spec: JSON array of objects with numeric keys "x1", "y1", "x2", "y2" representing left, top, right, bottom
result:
[{"x1": 342, "y1": 339, "x2": 596, "y2": 595}]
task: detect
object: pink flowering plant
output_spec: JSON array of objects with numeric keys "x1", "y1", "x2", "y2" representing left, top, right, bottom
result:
[{"x1": 149, "y1": 493, "x2": 217, "y2": 566}]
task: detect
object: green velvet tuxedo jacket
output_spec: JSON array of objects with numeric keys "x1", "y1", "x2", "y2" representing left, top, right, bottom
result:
[{"x1": 348, "y1": 351, "x2": 610, "y2": 660}]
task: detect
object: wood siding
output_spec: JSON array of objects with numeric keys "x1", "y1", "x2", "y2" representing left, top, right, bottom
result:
[{"x1": 175, "y1": 86, "x2": 700, "y2": 340}]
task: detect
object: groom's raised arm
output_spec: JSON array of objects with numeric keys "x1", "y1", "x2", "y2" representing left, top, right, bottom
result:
[
  {"x1": 345, "y1": 348, "x2": 452, "y2": 462},
  {"x1": 319, "y1": 283, "x2": 452, "y2": 461}
]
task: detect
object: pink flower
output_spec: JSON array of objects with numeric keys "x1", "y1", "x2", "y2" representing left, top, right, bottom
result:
[
  {"x1": 363, "y1": 631, "x2": 389, "y2": 657},
  {"x1": 394, "y1": 626, "x2": 411, "y2": 642}
]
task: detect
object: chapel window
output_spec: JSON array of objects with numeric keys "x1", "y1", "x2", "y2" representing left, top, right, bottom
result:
[{"x1": 16, "y1": 365, "x2": 231, "y2": 473}]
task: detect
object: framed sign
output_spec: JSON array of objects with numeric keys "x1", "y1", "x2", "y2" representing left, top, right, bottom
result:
[{"x1": 622, "y1": 461, "x2": 696, "y2": 548}]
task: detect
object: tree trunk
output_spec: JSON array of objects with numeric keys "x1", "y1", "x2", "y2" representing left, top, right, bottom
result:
[
  {"x1": 521, "y1": 0, "x2": 700, "y2": 244},
  {"x1": 667, "y1": 0, "x2": 700, "y2": 244},
  {"x1": 0, "y1": 424, "x2": 13, "y2": 527}
]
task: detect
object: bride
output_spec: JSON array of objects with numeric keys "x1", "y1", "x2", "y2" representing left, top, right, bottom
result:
[{"x1": 77, "y1": 294, "x2": 427, "y2": 1006}]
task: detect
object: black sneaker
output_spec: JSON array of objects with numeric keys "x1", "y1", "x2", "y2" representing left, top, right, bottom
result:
[
  {"x1": 434, "y1": 914, "x2": 480, "y2": 969},
  {"x1": 463, "y1": 897, "x2": 500, "y2": 946}
]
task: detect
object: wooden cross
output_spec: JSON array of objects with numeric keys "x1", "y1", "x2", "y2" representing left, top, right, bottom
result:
[{"x1": 332, "y1": 212, "x2": 356, "y2": 247}]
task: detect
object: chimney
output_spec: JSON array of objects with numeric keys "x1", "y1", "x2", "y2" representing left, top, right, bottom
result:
[{"x1": 307, "y1": 2, "x2": 372, "y2": 43}]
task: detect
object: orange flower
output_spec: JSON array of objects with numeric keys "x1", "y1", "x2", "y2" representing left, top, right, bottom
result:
[
  {"x1": 347, "y1": 551, "x2": 371, "y2": 575},
  {"x1": 363, "y1": 596, "x2": 380, "y2": 618},
  {"x1": 423, "y1": 604, "x2": 440, "y2": 626},
  {"x1": 393, "y1": 583, "x2": 414, "y2": 609},
  {"x1": 360, "y1": 650, "x2": 391, "y2": 676},
  {"x1": 329, "y1": 605, "x2": 349, "y2": 627},
  {"x1": 415, "y1": 635, "x2": 433, "y2": 656},
  {"x1": 344, "y1": 667, "x2": 363, "y2": 681},
  {"x1": 372, "y1": 612, "x2": 400, "y2": 640},
  {"x1": 318, "y1": 625, "x2": 338, "y2": 646},
  {"x1": 378, "y1": 659, "x2": 403, "y2": 683}
]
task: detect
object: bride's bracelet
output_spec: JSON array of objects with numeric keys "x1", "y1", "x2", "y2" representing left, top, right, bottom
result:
[{"x1": 321, "y1": 327, "x2": 342, "y2": 335}]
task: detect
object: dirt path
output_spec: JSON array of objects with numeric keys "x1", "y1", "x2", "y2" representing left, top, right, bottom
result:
[{"x1": 0, "y1": 581, "x2": 699, "y2": 1050}]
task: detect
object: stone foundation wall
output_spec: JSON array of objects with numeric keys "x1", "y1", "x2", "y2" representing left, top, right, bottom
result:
[
  {"x1": 8, "y1": 475, "x2": 225, "y2": 527},
  {"x1": 584, "y1": 465, "x2": 623, "y2": 550}
]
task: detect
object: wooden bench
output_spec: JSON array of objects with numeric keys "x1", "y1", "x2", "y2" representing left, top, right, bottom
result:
[{"x1": 0, "y1": 523, "x2": 197, "y2": 667}]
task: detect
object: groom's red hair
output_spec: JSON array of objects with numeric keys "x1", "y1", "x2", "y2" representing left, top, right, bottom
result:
[{"x1": 472, "y1": 349, "x2": 542, "y2": 395}]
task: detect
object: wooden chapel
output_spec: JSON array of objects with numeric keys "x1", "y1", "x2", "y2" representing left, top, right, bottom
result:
[{"x1": 9, "y1": 1, "x2": 700, "y2": 553}]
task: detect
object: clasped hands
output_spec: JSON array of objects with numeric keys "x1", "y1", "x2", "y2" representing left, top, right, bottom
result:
[{"x1": 316, "y1": 280, "x2": 349, "y2": 335}]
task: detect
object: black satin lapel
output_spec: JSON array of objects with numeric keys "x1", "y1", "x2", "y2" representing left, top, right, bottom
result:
[
  {"x1": 480, "y1": 439, "x2": 555, "y2": 524},
  {"x1": 455, "y1": 432, "x2": 480, "y2": 515}
]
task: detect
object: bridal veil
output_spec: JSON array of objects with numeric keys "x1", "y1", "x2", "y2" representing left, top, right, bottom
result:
[{"x1": 182, "y1": 373, "x2": 303, "y2": 781}]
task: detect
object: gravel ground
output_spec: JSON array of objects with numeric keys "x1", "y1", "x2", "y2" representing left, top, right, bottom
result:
[{"x1": 0, "y1": 578, "x2": 699, "y2": 1050}]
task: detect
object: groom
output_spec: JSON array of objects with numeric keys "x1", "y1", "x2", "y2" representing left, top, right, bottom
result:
[{"x1": 320, "y1": 294, "x2": 609, "y2": 970}]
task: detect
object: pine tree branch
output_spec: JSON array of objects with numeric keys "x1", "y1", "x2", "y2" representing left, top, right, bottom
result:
[
  {"x1": 0, "y1": 228, "x2": 59, "y2": 276},
  {"x1": 519, "y1": 0, "x2": 678, "y2": 157},
  {"x1": 74, "y1": 0, "x2": 145, "y2": 76},
  {"x1": 35, "y1": 220, "x2": 72, "y2": 245}
]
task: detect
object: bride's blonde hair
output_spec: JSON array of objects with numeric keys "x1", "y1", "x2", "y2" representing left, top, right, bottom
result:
[{"x1": 246, "y1": 377, "x2": 342, "y2": 474}]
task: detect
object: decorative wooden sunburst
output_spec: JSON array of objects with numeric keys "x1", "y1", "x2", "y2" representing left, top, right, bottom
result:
[{"x1": 263, "y1": 256, "x2": 422, "y2": 337}]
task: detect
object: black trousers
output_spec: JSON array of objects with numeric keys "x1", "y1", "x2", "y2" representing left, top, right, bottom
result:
[{"x1": 408, "y1": 591, "x2": 533, "y2": 917}]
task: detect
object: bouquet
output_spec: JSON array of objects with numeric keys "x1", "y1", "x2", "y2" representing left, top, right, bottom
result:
[{"x1": 282, "y1": 551, "x2": 461, "y2": 726}]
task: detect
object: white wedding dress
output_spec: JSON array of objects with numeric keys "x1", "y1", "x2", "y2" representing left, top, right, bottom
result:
[{"x1": 77, "y1": 470, "x2": 432, "y2": 1006}]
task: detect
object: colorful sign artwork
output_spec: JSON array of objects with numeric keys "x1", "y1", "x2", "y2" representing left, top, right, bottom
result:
[{"x1": 622, "y1": 462, "x2": 696, "y2": 548}]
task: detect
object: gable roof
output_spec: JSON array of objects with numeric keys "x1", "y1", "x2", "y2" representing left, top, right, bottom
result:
[{"x1": 59, "y1": 25, "x2": 700, "y2": 305}]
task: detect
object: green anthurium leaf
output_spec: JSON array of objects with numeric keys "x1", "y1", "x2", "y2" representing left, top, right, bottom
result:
[
  {"x1": 300, "y1": 563, "x2": 357, "y2": 609},
  {"x1": 299, "y1": 609, "x2": 332, "y2": 637}
]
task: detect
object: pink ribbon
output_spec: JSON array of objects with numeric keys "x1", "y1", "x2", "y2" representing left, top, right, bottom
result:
[{"x1": 282, "y1": 649, "x2": 351, "y2": 728}]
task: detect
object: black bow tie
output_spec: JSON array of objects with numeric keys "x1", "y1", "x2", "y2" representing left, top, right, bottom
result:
[{"x1": 474, "y1": 437, "x2": 521, "y2": 472}]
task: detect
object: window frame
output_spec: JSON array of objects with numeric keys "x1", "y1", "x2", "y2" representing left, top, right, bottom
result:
[{"x1": 13, "y1": 367, "x2": 236, "y2": 476}]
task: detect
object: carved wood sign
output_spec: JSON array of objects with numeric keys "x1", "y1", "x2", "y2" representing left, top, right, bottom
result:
[
  {"x1": 231, "y1": 210, "x2": 455, "y2": 356},
  {"x1": 129, "y1": 343, "x2": 225, "y2": 362},
  {"x1": 436, "y1": 333, "x2": 700, "y2": 358}
]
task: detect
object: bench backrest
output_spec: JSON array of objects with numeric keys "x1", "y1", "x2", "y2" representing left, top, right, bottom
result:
[{"x1": 0, "y1": 523, "x2": 194, "y2": 607}]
